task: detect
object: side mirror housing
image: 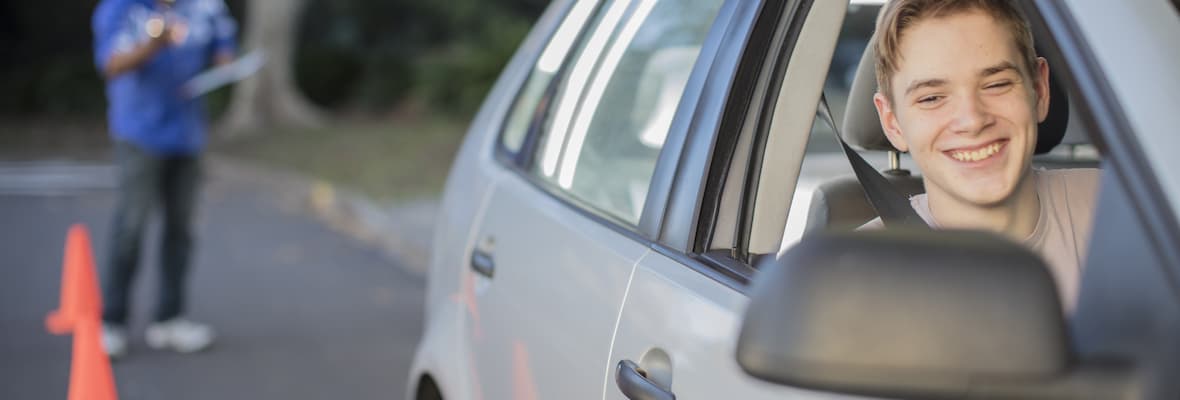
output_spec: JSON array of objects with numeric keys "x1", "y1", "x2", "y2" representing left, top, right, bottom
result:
[{"x1": 736, "y1": 229, "x2": 1072, "y2": 398}]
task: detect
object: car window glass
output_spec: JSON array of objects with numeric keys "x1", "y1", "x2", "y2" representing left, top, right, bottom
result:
[
  {"x1": 500, "y1": 2, "x2": 599, "y2": 155},
  {"x1": 529, "y1": 0, "x2": 724, "y2": 226}
]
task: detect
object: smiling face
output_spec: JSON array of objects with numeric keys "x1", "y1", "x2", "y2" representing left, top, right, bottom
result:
[{"x1": 873, "y1": 10, "x2": 1050, "y2": 208}]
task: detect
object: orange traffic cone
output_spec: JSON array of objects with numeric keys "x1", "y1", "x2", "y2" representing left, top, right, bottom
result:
[
  {"x1": 67, "y1": 318, "x2": 118, "y2": 400},
  {"x1": 46, "y1": 224, "x2": 103, "y2": 335}
]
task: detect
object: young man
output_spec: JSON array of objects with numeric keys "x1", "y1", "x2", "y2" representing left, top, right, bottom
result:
[
  {"x1": 863, "y1": 0, "x2": 1099, "y2": 311},
  {"x1": 92, "y1": 0, "x2": 238, "y2": 358}
]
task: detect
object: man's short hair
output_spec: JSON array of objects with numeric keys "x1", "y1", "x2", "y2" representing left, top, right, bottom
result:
[{"x1": 873, "y1": 0, "x2": 1039, "y2": 101}]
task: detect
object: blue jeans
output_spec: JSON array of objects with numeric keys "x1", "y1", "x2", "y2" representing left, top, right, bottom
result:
[{"x1": 102, "y1": 141, "x2": 201, "y2": 325}]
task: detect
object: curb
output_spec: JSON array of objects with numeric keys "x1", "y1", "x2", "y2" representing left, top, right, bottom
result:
[{"x1": 207, "y1": 155, "x2": 436, "y2": 278}]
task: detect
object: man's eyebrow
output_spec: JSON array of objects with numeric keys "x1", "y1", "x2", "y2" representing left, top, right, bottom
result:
[
  {"x1": 903, "y1": 78, "x2": 947, "y2": 97},
  {"x1": 902, "y1": 62, "x2": 1022, "y2": 97},
  {"x1": 981, "y1": 61, "x2": 1020, "y2": 77}
]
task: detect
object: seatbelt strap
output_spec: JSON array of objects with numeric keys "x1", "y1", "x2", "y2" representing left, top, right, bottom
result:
[{"x1": 818, "y1": 94, "x2": 927, "y2": 228}]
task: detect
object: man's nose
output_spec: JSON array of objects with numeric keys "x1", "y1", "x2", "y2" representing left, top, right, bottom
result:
[{"x1": 948, "y1": 93, "x2": 994, "y2": 135}]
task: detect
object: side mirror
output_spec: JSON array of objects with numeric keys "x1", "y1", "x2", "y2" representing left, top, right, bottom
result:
[{"x1": 736, "y1": 229, "x2": 1129, "y2": 399}]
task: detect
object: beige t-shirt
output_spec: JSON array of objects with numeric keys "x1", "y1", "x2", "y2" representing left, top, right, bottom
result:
[{"x1": 861, "y1": 168, "x2": 1101, "y2": 311}]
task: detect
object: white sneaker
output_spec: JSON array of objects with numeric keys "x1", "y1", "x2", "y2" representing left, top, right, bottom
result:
[
  {"x1": 144, "y1": 318, "x2": 215, "y2": 353},
  {"x1": 101, "y1": 323, "x2": 129, "y2": 359}
]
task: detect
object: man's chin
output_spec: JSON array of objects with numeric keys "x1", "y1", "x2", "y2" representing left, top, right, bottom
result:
[{"x1": 950, "y1": 186, "x2": 1017, "y2": 209}]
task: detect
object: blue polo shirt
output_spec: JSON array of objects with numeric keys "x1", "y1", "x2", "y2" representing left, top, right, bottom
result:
[{"x1": 92, "y1": 0, "x2": 238, "y2": 156}]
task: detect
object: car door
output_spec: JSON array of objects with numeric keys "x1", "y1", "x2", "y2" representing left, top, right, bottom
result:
[
  {"x1": 606, "y1": 1, "x2": 882, "y2": 399},
  {"x1": 458, "y1": 1, "x2": 730, "y2": 398},
  {"x1": 1035, "y1": 0, "x2": 1180, "y2": 397},
  {"x1": 606, "y1": 0, "x2": 1180, "y2": 399}
]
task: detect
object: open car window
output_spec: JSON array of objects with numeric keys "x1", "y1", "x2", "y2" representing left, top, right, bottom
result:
[
  {"x1": 773, "y1": 1, "x2": 1127, "y2": 322},
  {"x1": 783, "y1": 1, "x2": 1105, "y2": 249}
]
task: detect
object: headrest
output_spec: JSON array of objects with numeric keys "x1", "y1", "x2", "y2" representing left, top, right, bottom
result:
[{"x1": 840, "y1": 45, "x2": 1069, "y2": 155}]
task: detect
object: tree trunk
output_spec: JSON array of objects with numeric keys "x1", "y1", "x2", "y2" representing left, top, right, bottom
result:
[{"x1": 221, "y1": 0, "x2": 324, "y2": 135}]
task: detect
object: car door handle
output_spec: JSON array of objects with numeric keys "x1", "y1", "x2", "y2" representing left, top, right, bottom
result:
[
  {"x1": 616, "y1": 360, "x2": 675, "y2": 400},
  {"x1": 470, "y1": 249, "x2": 495, "y2": 278}
]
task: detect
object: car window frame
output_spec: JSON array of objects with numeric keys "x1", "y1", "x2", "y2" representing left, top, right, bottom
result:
[
  {"x1": 686, "y1": 0, "x2": 1180, "y2": 296},
  {"x1": 716, "y1": 0, "x2": 816, "y2": 265},
  {"x1": 490, "y1": 0, "x2": 743, "y2": 244},
  {"x1": 1023, "y1": 3, "x2": 1180, "y2": 394},
  {"x1": 1024, "y1": 0, "x2": 1180, "y2": 291},
  {"x1": 493, "y1": 0, "x2": 584, "y2": 168},
  {"x1": 644, "y1": 0, "x2": 816, "y2": 293}
]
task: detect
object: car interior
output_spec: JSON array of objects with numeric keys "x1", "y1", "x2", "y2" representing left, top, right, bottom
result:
[
  {"x1": 734, "y1": 4, "x2": 1180, "y2": 397},
  {"x1": 799, "y1": 4, "x2": 1102, "y2": 235}
]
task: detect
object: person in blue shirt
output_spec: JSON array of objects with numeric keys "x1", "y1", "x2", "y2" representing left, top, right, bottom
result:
[{"x1": 92, "y1": 0, "x2": 237, "y2": 358}]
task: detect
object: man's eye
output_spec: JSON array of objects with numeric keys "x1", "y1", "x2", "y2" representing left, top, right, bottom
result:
[
  {"x1": 917, "y1": 96, "x2": 942, "y2": 105},
  {"x1": 985, "y1": 81, "x2": 1013, "y2": 90}
]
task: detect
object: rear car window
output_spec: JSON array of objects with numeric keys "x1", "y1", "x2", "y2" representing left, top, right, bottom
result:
[
  {"x1": 499, "y1": 2, "x2": 598, "y2": 156},
  {"x1": 528, "y1": 0, "x2": 724, "y2": 226}
]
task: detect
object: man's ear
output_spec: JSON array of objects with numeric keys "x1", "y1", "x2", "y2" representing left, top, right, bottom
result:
[
  {"x1": 873, "y1": 92, "x2": 909, "y2": 152},
  {"x1": 1034, "y1": 57, "x2": 1051, "y2": 122}
]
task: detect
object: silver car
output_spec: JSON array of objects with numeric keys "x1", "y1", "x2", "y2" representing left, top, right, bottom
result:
[{"x1": 408, "y1": 0, "x2": 1180, "y2": 399}]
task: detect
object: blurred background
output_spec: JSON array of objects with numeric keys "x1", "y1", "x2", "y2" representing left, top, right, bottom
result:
[
  {"x1": 0, "y1": 0, "x2": 545, "y2": 398},
  {"x1": 1, "y1": 0, "x2": 546, "y2": 198}
]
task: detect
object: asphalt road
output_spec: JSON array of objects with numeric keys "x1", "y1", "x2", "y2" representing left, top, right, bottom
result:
[{"x1": 0, "y1": 162, "x2": 425, "y2": 400}]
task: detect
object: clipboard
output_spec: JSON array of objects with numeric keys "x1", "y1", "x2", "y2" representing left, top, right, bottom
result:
[{"x1": 181, "y1": 50, "x2": 266, "y2": 99}]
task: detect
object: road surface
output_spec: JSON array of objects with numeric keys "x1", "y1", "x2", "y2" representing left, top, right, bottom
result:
[{"x1": 0, "y1": 161, "x2": 425, "y2": 399}]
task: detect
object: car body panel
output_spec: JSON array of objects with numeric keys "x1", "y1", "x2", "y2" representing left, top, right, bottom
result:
[
  {"x1": 462, "y1": 170, "x2": 650, "y2": 399},
  {"x1": 444, "y1": 0, "x2": 727, "y2": 396},
  {"x1": 1065, "y1": 0, "x2": 1180, "y2": 215},
  {"x1": 604, "y1": 1, "x2": 869, "y2": 399},
  {"x1": 604, "y1": 251, "x2": 874, "y2": 399},
  {"x1": 406, "y1": 1, "x2": 577, "y2": 399}
]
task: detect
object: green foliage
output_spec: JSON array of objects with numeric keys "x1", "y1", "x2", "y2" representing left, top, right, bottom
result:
[
  {"x1": 0, "y1": 0, "x2": 546, "y2": 118},
  {"x1": 352, "y1": 49, "x2": 415, "y2": 112},
  {"x1": 0, "y1": 55, "x2": 107, "y2": 117},
  {"x1": 294, "y1": 44, "x2": 366, "y2": 108},
  {"x1": 294, "y1": 0, "x2": 545, "y2": 115},
  {"x1": 0, "y1": 0, "x2": 106, "y2": 117},
  {"x1": 410, "y1": 12, "x2": 533, "y2": 115},
  {"x1": 205, "y1": 83, "x2": 236, "y2": 120}
]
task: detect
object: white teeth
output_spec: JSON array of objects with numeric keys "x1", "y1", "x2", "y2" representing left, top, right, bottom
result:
[{"x1": 951, "y1": 143, "x2": 1002, "y2": 162}]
